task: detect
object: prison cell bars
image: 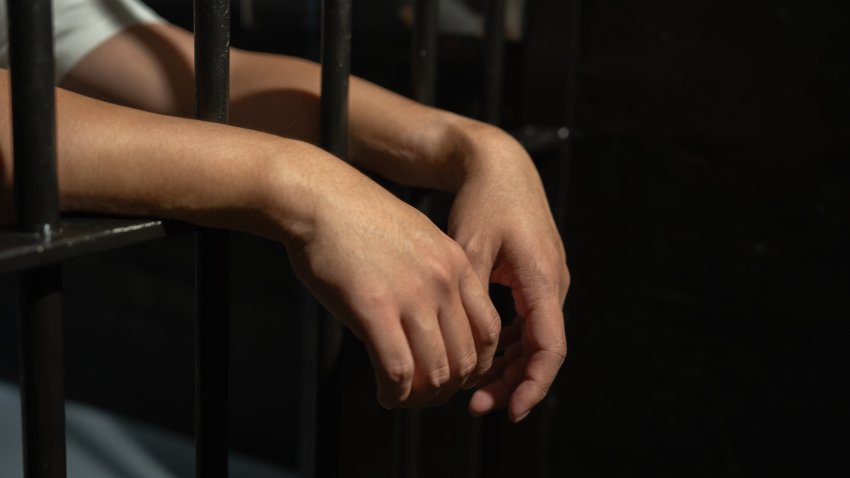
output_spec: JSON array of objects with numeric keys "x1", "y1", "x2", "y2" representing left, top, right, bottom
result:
[
  {"x1": 391, "y1": 2, "x2": 440, "y2": 477},
  {"x1": 483, "y1": 0, "x2": 507, "y2": 125},
  {"x1": 475, "y1": 2, "x2": 509, "y2": 477},
  {"x1": 303, "y1": 1, "x2": 352, "y2": 477},
  {"x1": 193, "y1": 2, "x2": 231, "y2": 478},
  {"x1": 7, "y1": 1, "x2": 65, "y2": 477},
  {"x1": 396, "y1": 2, "x2": 511, "y2": 477},
  {"x1": 3, "y1": 0, "x2": 517, "y2": 477}
]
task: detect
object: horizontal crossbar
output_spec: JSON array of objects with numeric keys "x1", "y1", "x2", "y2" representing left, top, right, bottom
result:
[{"x1": 0, "y1": 217, "x2": 190, "y2": 275}]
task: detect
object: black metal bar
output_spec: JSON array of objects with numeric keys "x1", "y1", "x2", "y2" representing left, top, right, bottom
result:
[
  {"x1": 195, "y1": 0, "x2": 231, "y2": 124},
  {"x1": 461, "y1": 410, "x2": 481, "y2": 478},
  {"x1": 394, "y1": 3, "x2": 440, "y2": 477},
  {"x1": 392, "y1": 410, "x2": 421, "y2": 478},
  {"x1": 17, "y1": 265, "x2": 64, "y2": 478},
  {"x1": 320, "y1": 0, "x2": 352, "y2": 160},
  {"x1": 0, "y1": 218, "x2": 188, "y2": 275},
  {"x1": 7, "y1": 0, "x2": 59, "y2": 235},
  {"x1": 471, "y1": 3, "x2": 508, "y2": 477},
  {"x1": 194, "y1": 231, "x2": 229, "y2": 478},
  {"x1": 412, "y1": 0, "x2": 438, "y2": 105},
  {"x1": 298, "y1": 295, "x2": 320, "y2": 478},
  {"x1": 562, "y1": 0, "x2": 582, "y2": 132},
  {"x1": 193, "y1": 2, "x2": 231, "y2": 478},
  {"x1": 482, "y1": 0, "x2": 507, "y2": 124},
  {"x1": 7, "y1": 1, "x2": 67, "y2": 477},
  {"x1": 308, "y1": 1, "x2": 352, "y2": 477},
  {"x1": 557, "y1": 0, "x2": 582, "y2": 229}
]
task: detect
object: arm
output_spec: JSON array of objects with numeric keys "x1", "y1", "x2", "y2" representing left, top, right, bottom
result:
[
  {"x1": 61, "y1": 22, "x2": 482, "y2": 190},
  {"x1": 60, "y1": 22, "x2": 569, "y2": 421},
  {"x1": 0, "y1": 68, "x2": 500, "y2": 409}
]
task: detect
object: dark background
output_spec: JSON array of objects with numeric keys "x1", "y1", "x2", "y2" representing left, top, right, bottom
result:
[{"x1": 2, "y1": 0, "x2": 849, "y2": 476}]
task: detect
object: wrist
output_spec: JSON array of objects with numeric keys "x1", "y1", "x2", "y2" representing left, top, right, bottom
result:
[
  {"x1": 259, "y1": 139, "x2": 383, "y2": 252},
  {"x1": 255, "y1": 140, "x2": 327, "y2": 249},
  {"x1": 444, "y1": 117, "x2": 538, "y2": 191}
]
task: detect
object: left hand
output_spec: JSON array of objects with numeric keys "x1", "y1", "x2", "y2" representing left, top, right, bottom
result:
[{"x1": 447, "y1": 128, "x2": 569, "y2": 422}]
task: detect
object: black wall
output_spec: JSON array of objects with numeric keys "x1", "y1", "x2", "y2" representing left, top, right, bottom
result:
[{"x1": 551, "y1": 0, "x2": 850, "y2": 476}]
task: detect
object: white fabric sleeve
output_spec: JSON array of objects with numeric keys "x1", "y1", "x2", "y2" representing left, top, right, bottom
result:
[{"x1": 0, "y1": 0, "x2": 166, "y2": 83}]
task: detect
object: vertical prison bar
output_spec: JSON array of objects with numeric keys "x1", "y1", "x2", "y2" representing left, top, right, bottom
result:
[
  {"x1": 320, "y1": 0, "x2": 351, "y2": 160},
  {"x1": 7, "y1": 0, "x2": 59, "y2": 235},
  {"x1": 482, "y1": 0, "x2": 506, "y2": 124},
  {"x1": 193, "y1": 1, "x2": 231, "y2": 478},
  {"x1": 303, "y1": 1, "x2": 352, "y2": 477},
  {"x1": 475, "y1": 3, "x2": 509, "y2": 476},
  {"x1": 412, "y1": 0, "x2": 438, "y2": 105},
  {"x1": 7, "y1": 1, "x2": 67, "y2": 477},
  {"x1": 393, "y1": 2, "x2": 439, "y2": 477},
  {"x1": 557, "y1": 0, "x2": 582, "y2": 227}
]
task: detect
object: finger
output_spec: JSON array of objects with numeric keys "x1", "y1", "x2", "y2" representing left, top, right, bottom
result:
[
  {"x1": 468, "y1": 356, "x2": 526, "y2": 417},
  {"x1": 508, "y1": 296, "x2": 566, "y2": 422},
  {"x1": 459, "y1": 268, "x2": 501, "y2": 382},
  {"x1": 400, "y1": 313, "x2": 451, "y2": 407},
  {"x1": 474, "y1": 339, "x2": 524, "y2": 388},
  {"x1": 508, "y1": 349, "x2": 563, "y2": 422},
  {"x1": 475, "y1": 319, "x2": 525, "y2": 389},
  {"x1": 361, "y1": 317, "x2": 415, "y2": 409},
  {"x1": 427, "y1": 298, "x2": 477, "y2": 405}
]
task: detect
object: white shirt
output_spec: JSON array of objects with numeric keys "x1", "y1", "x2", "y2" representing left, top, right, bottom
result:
[{"x1": 0, "y1": 0, "x2": 163, "y2": 82}]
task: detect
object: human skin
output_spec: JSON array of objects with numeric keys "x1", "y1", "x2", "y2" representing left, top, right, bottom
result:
[
  {"x1": 0, "y1": 69, "x2": 497, "y2": 409},
  {"x1": 1, "y1": 21, "x2": 569, "y2": 421}
]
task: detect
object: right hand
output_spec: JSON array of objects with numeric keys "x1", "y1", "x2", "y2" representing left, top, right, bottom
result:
[{"x1": 285, "y1": 166, "x2": 501, "y2": 408}]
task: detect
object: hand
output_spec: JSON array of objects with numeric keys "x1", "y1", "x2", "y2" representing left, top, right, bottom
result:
[
  {"x1": 447, "y1": 129, "x2": 569, "y2": 422},
  {"x1": 283, "y1": 161, "x2": 501, "y2": 408}
]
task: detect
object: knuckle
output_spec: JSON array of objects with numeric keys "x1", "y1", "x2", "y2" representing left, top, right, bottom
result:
[
  {"x1": 529, "y1": 381, "x2": 550, "y2": 404},
  {"x1": 558, "y1": 342, "x2": 568, "y2": 363},
  {"x1": 446, "y1": 238, "x2": 467, "y2": 258},
  {"x1": 527, "y1": 265, "x2": 567, "y2": 306},
  {"x1": 431, "y1": 267, "x2": 457, "y2": 296},
  {"x1": 458, "y1": 352, "x2": 478, "y2": 380},
  {"x1": 423, "y1": 250, "x2": 456, "y2": 289},
  {"x1": 460, "y1": 235, "x2": 488, "y2": 260},
  {"x1": 475, "y1": 349, "x2": 495, "y2": 375},
  {"x1": 427, "y1": 363, "x2": 451, "y2": 389},
  {"x1": 445, "y1": 243, "x2": 471, "y2": 273},
  {"x1": 482, "y1": 308, "x2": 501, "y2": 346},
  {"x1": 547, "y1": 344, "x2": 568, "y2": 366},
  {"x1": 384, "y1": 360, "x2": 414, "y2": 386},
  {"x1": 544, "y1": 267, "x2": 562, "y2": 291},
  {"x1": 351, "y1": 289, "x2": 393, "y2": 321}
]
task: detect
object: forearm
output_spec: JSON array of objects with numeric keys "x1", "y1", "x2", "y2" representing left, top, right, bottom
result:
[
  {"x1": 0, "y1": 68, "x2": 354, "y2": 248},
  {"x1": 59, "y1": 23, "x2": 516, "y2": 193},
  {"x1": 230, "y1": 49, "x2": 518, "y2": 191}
]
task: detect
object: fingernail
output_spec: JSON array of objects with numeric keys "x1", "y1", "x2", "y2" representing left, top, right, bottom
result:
[
  {"x1": 513, "y1": 409, "x2": 531, "y2": 423},
  {"x1": 462, "y1": 379, "x2": 479, "y2": 390}
]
